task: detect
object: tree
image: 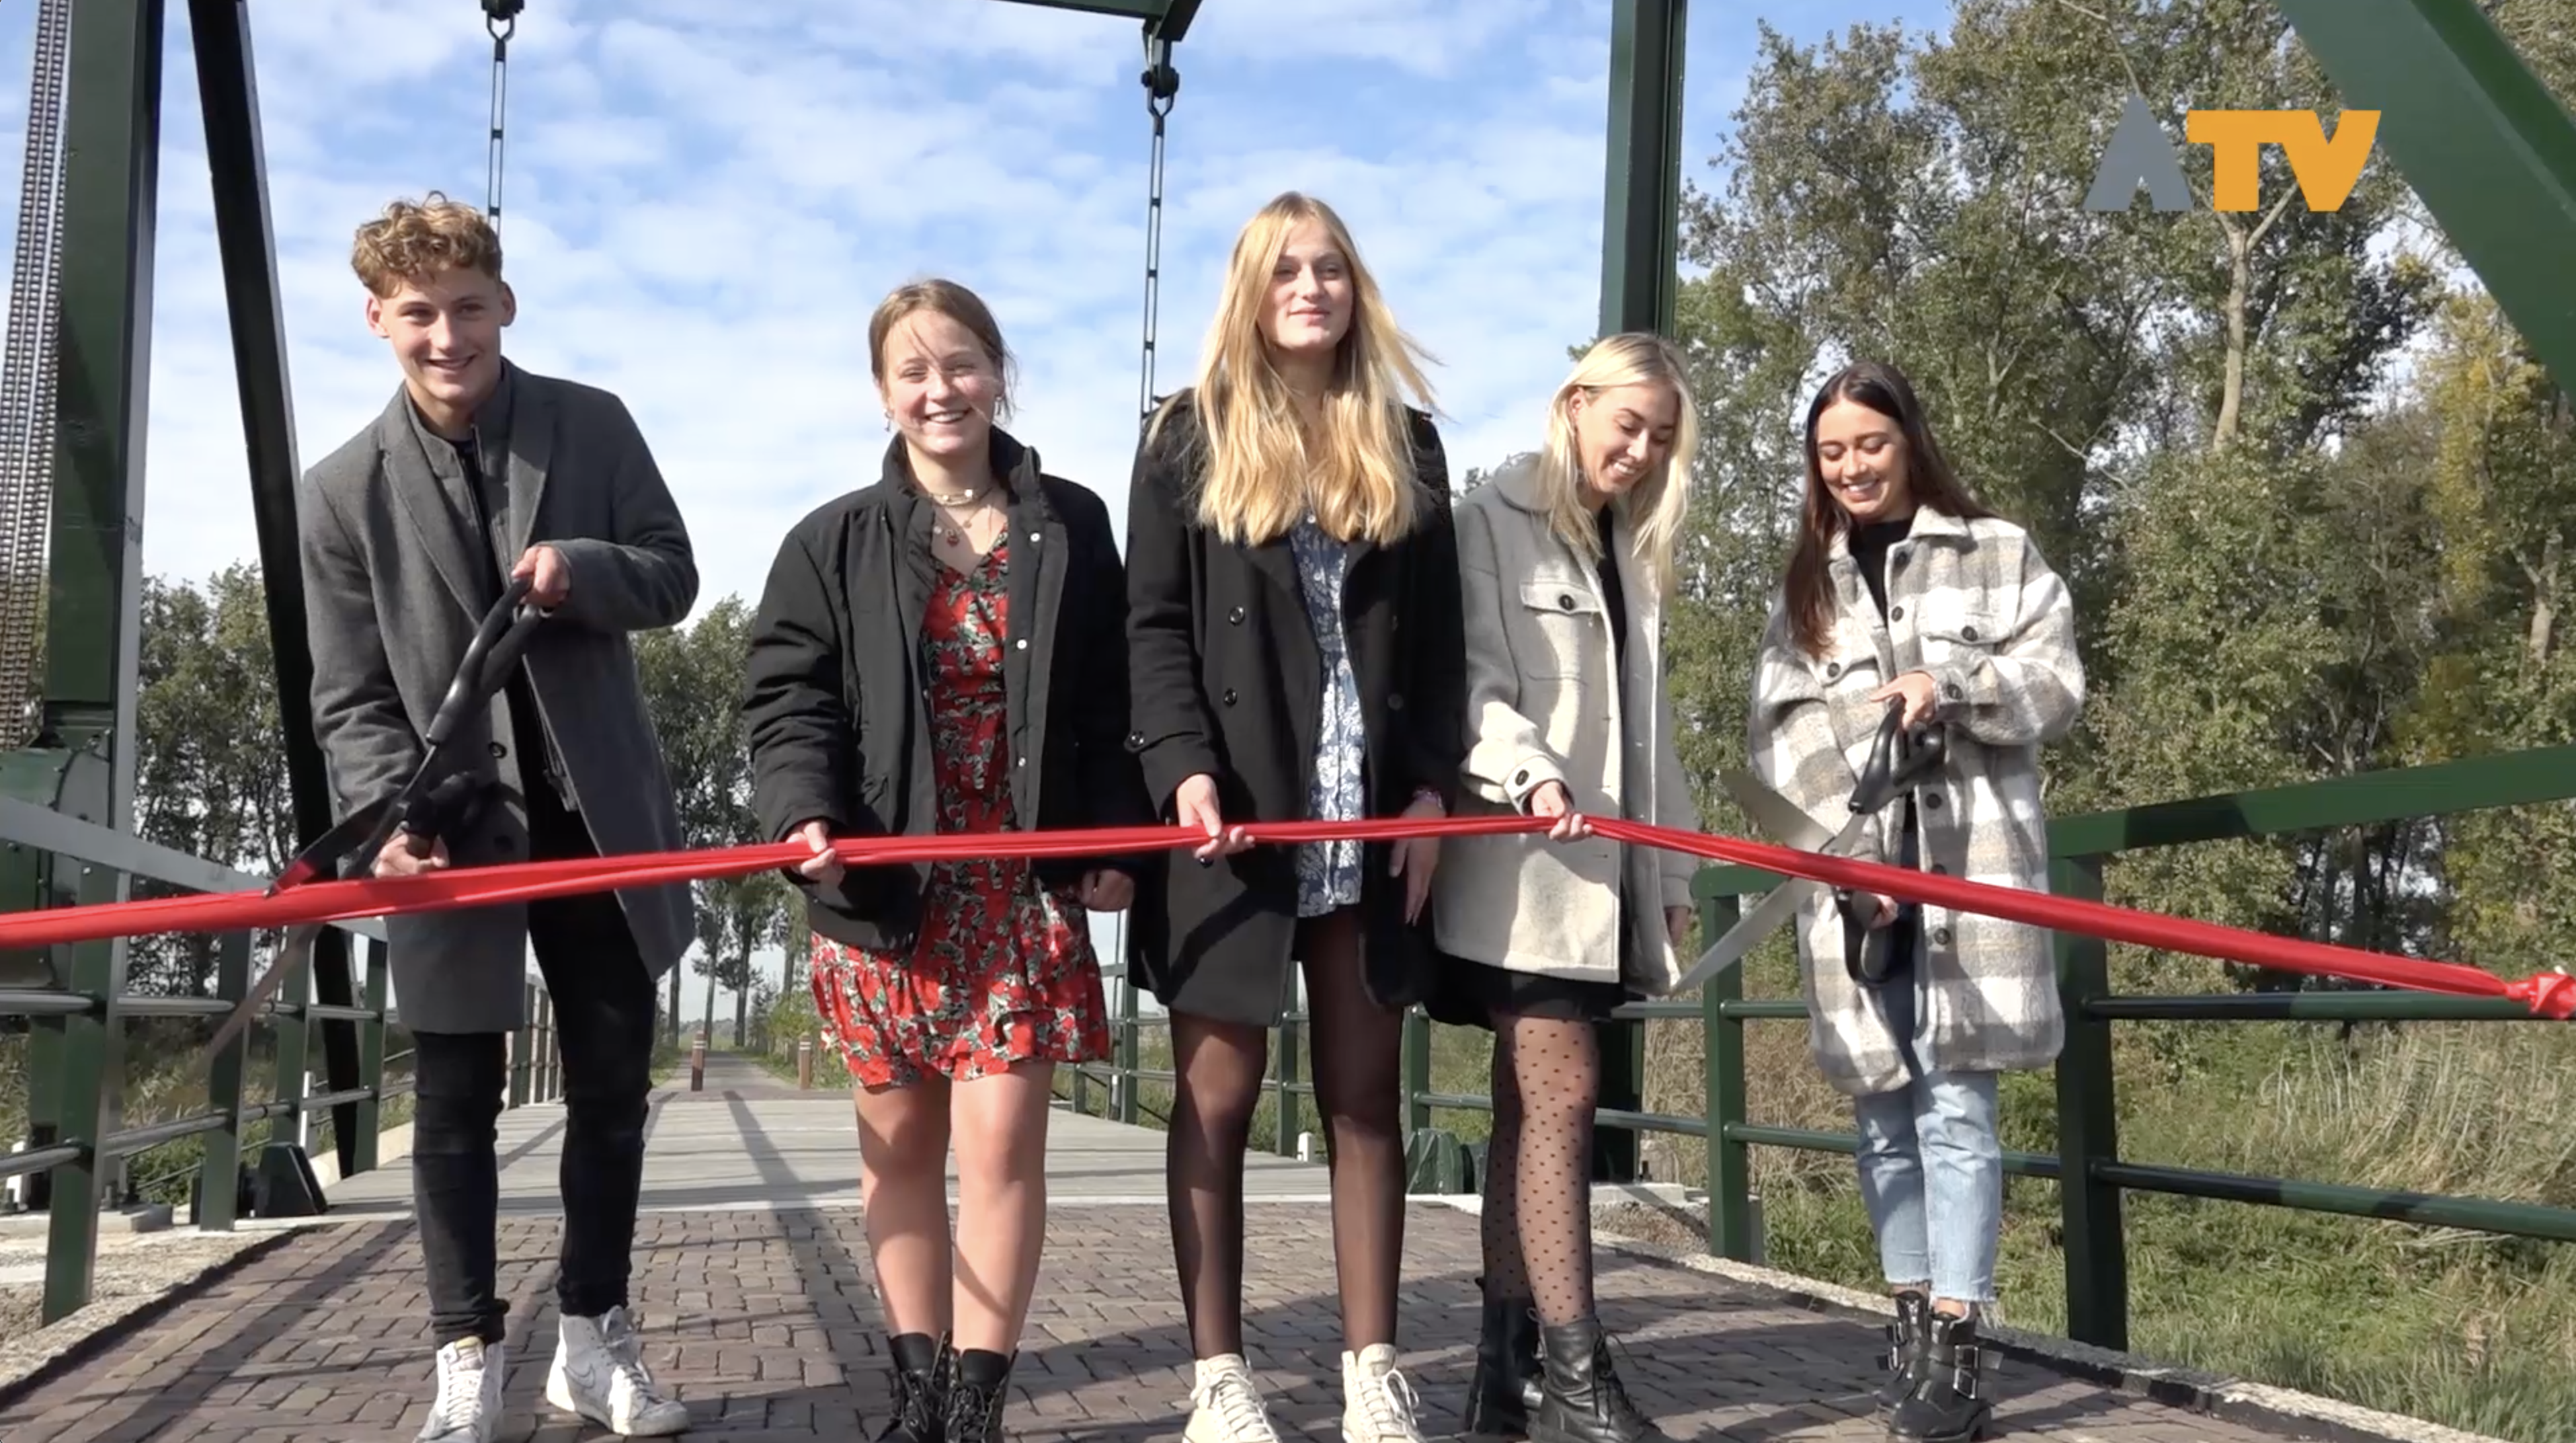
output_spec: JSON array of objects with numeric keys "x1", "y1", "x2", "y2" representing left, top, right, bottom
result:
[
  {"x1": 633, "y1": 594, "x2": 787, "y2": 1042},
  {"x1": 130, "y1": 564, "x2": 293, "y2": 999}
]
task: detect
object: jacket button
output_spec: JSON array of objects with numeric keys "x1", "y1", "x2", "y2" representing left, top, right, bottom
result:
[
  {"x1": 1227, "y1": 606, "x2": 1245, "y2": 625},
  {"x1": 1512, "y1": 769, "x2": 1528, "y2": 787},
  {"x1": 1387, "y1": 693, "x2": 1405, "y2": 711},
  {"x1": 1558, "y1": 593, "x2": 1575, "y2": 611},
  {"x1": 1923, "y1": 793, "x2": 1941, "y2": 809},
  {"x1": 1222, "y1": 689, "x2": 1238, "y2": 706},
  {"x1": 1943, "y1": 681, "x2": 1963, "y2": 700},
  {"x1": 1929, "y1": 862, "x2": 1948, "y2": 875},
  {"x1": 1015, "y1": 638, "x2": 1028, "y2": 650},
  {"x1": 1125, "y1": 731, "x2": 1144, "y2": 751},
  {"x1": 1962, "y1": 625, "x2": 1980, "y2": 641},
  {"x1": 1890, "y1": 604, "x2": 1906, "y2": 621},
  {"x1": 489, "y1": 741, "x2": 507, "y2": 758},
  {"x1": 1934, "y1": 926, "x2": 1952, "y2": 946},
  {"x1": 1825, "y1": 662, "x2": 1842, "y2": 678}
]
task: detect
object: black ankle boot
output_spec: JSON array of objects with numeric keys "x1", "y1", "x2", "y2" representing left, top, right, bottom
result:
[
  {"x1": 1462, "y1": 1280, "x2": 1544, "y2": 1437},
  {"x1": 1529, "y1": 1317, "x2": 1670, "y2": 1443},
  {"x1": 943, "y1": 1347, "x2": 1015, "y2": 1443},
  {"x1": 877, "y1": 1332, "x2": 945, "y2": 1443},
  {"x1": 1876, "y1": 1291, "x2": 1933, "y2": 1411},
  {"x1": 1888, "y1": 1309, "x2": 1991, "y2": 1442}
]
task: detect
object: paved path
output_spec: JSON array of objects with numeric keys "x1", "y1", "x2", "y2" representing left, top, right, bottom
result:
[
  {"x1": 324, "y1": 1054, "x2": 1328, "y2": 1216},
  {"x1": 0, "y1": 1058, "x2": 2380, "y2": 1442}
]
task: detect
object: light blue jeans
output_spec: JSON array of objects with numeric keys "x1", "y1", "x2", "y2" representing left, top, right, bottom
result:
[{"x1": 1849, "y1": 945, "x2": 2002, "y2": 1306}]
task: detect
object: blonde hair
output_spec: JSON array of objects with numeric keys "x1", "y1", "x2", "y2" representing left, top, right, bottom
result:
[
  {"x1": 1150, "y1": 192, "x2": 1437, "y2": 546},
  {"x1": 1531, "y1": 332, "x2": 1699, "y2": 598},
  {"x1": 350, "y1": 192, "x2": 501, "y2": 297},
  {"x1": 868, "y1": 277, "x2": 1018, "y2": 423}
]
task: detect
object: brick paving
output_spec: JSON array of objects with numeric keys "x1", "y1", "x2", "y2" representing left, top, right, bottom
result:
[{"x1": 0, "y1": 1202, "x2": 2333, "y2": 1443}]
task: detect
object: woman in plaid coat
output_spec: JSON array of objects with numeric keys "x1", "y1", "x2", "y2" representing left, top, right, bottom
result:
[{"x1": 1748, "y1": 360, "x2": 2084, "y2": 1443}]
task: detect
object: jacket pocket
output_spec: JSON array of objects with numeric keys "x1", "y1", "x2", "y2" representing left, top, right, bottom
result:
[
  {"x1": 1515, "y1": 580, "x2": 1602, "y2": 680},
  {"x1": 1913, "y1": 600, "x2": 2000, "y2": 668}
]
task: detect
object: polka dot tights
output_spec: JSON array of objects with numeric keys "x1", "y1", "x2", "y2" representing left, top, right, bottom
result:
[{"x1": 1478, "y1": 1013, "x2": 1602, "y2": 1325}]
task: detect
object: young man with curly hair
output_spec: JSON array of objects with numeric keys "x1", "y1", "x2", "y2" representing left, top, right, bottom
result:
[{"x1": 298, "y1": 192, "x2": 699, "y2": 1441}]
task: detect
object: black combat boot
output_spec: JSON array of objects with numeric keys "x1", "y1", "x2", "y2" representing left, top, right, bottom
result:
[
  {"x1": 877, "y1": 1331, "x2": 945, "y2": 1443},
  {"x1": 1876, "y1": 1291, "x2": 1933, "y2": 1411},
  {"x1": 1461, "y1": 1277, "x2": 1545, "y2": 1437},
  {"x1": 1888, "y1": 1309, "x2": 1991, "y2": 1442},
  {"x1": 1528, "y1": 1317, "x2": 1671, "y2": 1443},
  {"x1": 942, "y1": 1346, "x2": 1016, "y2": 1443}
]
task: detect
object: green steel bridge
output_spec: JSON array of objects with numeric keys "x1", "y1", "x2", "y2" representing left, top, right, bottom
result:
[{"x1": 0, "y1": 1, "x2": 2569, "y2": 1438}]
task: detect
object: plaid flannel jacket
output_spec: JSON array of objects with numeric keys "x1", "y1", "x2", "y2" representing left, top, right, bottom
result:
[{"x1": 1747, "y1": 506, "x2": 2085, "y2": 1096}]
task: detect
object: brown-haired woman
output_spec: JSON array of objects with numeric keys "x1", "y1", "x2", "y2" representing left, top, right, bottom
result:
[
  {"x1": 1749, "y1": 359, "x2": 2082, "y2": 1443},
  {"x1": 744, "y1": 277, "x2": 1151, "y2": 1443},
  {"x1": 1125, "y1": 191, "x2": 1465, "y2": 1443}
]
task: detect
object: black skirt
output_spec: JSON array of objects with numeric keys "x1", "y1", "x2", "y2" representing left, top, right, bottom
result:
[{"x1": 1424, "y1": 934, "x2": 1633, "y2": 1031}]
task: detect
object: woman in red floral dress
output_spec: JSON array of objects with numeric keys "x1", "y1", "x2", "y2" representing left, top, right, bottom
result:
[
  {"x1": 810, "y1": 535, "x2": 1107, "y2": 1091},
  {"x1": 743, "y1": 278, "x2": 1150, "y2": 1443}
]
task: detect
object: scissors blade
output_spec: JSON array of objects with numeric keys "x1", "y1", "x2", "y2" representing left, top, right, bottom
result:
[
  {"x1": 197, "y1": 922, "x2": 325, "y2": 1075},
  {"x1": 1718, "y1": 769, "x2": 1843, "y2": 853},
  {"x1": 1673, "y1": 871, "x2": 1818, "y2": 991},
  {"x1": 1677, "y1": 771, "x2": 1886, "y2": 993}
]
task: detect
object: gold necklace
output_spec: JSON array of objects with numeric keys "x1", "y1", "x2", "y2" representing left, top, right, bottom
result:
[{"x1": 934, "y1": 498, "x2": 995, "y2": 549}]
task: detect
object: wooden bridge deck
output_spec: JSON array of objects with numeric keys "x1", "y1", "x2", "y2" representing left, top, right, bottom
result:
[{"x1": 0, "y1": 1057, "x2": 2462, "y2": 1442}]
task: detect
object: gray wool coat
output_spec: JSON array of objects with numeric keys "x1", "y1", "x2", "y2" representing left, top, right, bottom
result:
[{"x1": 297, "y1": 361, "x2": 700, "y2": 1034}]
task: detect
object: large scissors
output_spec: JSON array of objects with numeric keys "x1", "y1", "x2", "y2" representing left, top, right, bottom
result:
[
  {"x1": 194, "y1": 577, "x2": 551, "y2": 1070},
  {"x1": 1673, "y1": 700, "x2": 1947, "y2": 992}
]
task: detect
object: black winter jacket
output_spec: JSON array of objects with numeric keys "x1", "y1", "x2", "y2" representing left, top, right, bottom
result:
[{"x1": 743, "y1": 429, "x2": 1151, "y2": 953}]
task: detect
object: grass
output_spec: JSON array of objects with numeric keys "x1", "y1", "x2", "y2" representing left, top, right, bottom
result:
[{"x1": 0, "y1": 1019, "x2": 422, "y2": 1218}]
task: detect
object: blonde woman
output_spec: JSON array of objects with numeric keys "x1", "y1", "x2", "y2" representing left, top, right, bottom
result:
[
  {"x1": 1750, "y1": 359, "x2": 2083, "y2": 1443},
  {"x1": 1124, "y1": 191, "x2": 1464, "y2": 1443},
  {"x1": 1428, "y1": 334, "x2": 1697, "y2": 1443}
]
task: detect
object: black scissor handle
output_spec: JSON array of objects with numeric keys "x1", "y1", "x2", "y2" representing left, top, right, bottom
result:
[
  {"x1": 273, "y1": 580, "x2": 551, "y2": 890},
  {"x1": 422, "y1": 574, "x2": 549, "y2": 750},
  {"x1": 1849, "y1": 699, "x2": 1945, "y2": 818}
]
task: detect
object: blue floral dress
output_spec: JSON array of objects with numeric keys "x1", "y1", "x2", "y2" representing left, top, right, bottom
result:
[{"x1": 1289, "y1": 514, "x2": 1367, "y2": 918}]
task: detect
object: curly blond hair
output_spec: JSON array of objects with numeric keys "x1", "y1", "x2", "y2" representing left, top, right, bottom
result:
[{"x1": 350, "y1": 192, "x2": 502, "y2": 297}]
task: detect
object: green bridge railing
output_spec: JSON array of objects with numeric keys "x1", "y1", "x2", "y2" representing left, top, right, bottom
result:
[
  {"x1": 1067, "y1": 744, "x2": 2576, "y2": 1354},
  {"x1": 0, "y1": 797, "x2": 563, "y2": 1327}
]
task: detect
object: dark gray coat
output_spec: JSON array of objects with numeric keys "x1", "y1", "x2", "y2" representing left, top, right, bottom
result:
[{"x1": 297, "y1": 362, "x2": 699, "y2": 1034}]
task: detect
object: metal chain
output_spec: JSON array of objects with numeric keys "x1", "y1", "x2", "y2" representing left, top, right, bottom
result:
[
  {"x1": 0, "y1": 0, "x2": 73, "y2": 747},
  {"x1": 1137, "y1": 37, "x2": 1178, "y2": 430},
  {"x1": 484, "y1": 1, "x2": 524, "y2": 224}
]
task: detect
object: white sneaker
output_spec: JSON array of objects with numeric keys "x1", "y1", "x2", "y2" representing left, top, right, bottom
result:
[
  {"x1": 1341, "y1": 1343, "x2": 1428, "y2": 1443},
  {"x1": 1183, "y1": 1353, "x2": 1284, "y2": 1443},
  {"x1": 545, "y1": 1305, "x2": 692, "y2": 1436},
  {"x1": 417, "y1": 1337, "x2": 504, "y2": 1442}
]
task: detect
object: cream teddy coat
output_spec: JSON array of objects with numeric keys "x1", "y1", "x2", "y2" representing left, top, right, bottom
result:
[{"x1": 1432, "y1": 459, "x2": 1699, "y2": 992}]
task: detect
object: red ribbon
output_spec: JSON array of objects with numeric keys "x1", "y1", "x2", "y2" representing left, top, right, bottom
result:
[{"x1": 6, "y1": 813, "x2": 2567, "y2": 1019}]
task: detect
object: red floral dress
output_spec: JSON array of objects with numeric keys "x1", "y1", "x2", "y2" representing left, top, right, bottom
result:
[{"x1": 807, "y1": 542, "x2": 1109, "y2": 1088}]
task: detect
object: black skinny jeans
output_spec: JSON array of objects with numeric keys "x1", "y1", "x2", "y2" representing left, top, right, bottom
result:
[{"x1": 411, "y1": 787, "x2": 657, "y2": 1348}]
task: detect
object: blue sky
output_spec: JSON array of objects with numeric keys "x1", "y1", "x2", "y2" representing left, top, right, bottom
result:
[{"x1": 0, "y1": 0, "x2": 1949, "y2": 1023}]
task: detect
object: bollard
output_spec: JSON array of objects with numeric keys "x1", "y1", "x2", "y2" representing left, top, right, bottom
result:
[
  {"x1": 690, "y1": 1031, "x2": 707, "y2": 1093},
  {"x1": 797, "y1": 1038, "x2": 814, "y2": 1091}
]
